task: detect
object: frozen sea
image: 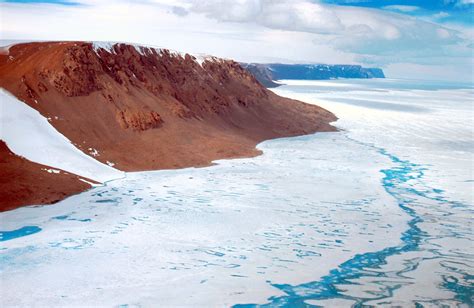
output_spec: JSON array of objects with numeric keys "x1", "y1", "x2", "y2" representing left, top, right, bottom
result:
[{"x1": 1, "y1": 79, "x2": 473, "y2": 307}]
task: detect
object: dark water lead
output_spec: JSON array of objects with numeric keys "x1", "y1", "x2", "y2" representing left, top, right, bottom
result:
[
  {"x1": 0, "y1": 226, "x2": 42, "y2": 242},
  {"x1": 234, "y1": 137, "x2": 473, "y2": 307}
]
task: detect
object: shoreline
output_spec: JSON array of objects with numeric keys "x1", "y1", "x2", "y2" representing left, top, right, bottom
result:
[
  {"x1": 0, "y1": 123, "x2": 406, "y2": 307},
  {"x1": 0, "y1": 41, "x2": 337, "y2": 211},
  {"x1": 0, "y1": 121, "x2": 337, "y2": 213}
]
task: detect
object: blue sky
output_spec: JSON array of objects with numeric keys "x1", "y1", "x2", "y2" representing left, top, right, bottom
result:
[
  {"x1": 0, "y1": 0, "x2": 473, "y2": 81},
  {"x1": 323, "y1": 0, "x2": 472, "y2": 11},
  {"x1": 322, "y1": 0, "x2": 474, "y2": 25}
]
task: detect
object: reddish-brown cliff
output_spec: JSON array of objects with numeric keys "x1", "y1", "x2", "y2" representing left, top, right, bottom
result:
[
  {"x1": 0, "y1": 41, "x2": 336, "y2": 209},
  {"x1": 0, "y1": 42, "x2": 336, "y2": 171},
  {"x1": 0, "y1": 141, "x2": 96, "y2": 212}
]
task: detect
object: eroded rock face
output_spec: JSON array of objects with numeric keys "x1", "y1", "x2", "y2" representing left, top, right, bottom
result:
[
  {"x1": 116, "y1": 109, "x2": 163, "y2": 131},
  {"x1": 0, "y1": 41, "x2": 337, "y2": 173},
  {"x1": 56, "y1": 45, "x2": 104, "y2": 96}
]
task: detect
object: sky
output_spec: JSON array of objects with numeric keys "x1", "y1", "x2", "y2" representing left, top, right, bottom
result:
[{"x1": 0, "y1": 0, "x2": 473, "y2": 81}]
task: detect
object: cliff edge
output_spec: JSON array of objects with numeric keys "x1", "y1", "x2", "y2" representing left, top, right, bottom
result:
[{"x1": 0, "y1": 41, "x2": 337, "y2": 209}]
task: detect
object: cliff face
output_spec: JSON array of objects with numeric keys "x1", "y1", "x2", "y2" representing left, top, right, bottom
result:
[
  {"x1": 242, "y1": 63, "x2": 385, "y2": 88},
  {"x1": 0, "y1": 141, "x2": 95, "y2": 211},
  {"x1": 0, "y1": 42, "x2": 336, "y2": 177},
  {"x1": 240, "y1": 63, "x2": 281, "y2": 88}
]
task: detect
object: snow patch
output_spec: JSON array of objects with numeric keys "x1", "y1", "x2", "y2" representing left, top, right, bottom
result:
[
  {"x1": 88, "y1": 148, "x2": 99, "y2": 157},
  {"x1": 91, "y1": 41, "x2": 117, "y2": 53},
  {"x1": 92, "y1": 41, "x2": 165, "y2": 57},
  {"x1": 194, "y1": 54, "x2": 232, "y2": 67},
  {"x1": 42, "y1": 168, "x2": 60, "y2": 174},
  {"x1": 157, "y1": 47, "x2": 186, "y2": 59},
  {"x1": 91, "y1": 41, "x2": 215, "y2": 65},
  {"x1": 194, "y1": 54, "x2": 214, "y2": 66},
  {"x1": 0, "y1": 89, "x2": 123, "y2": 183},
  {"x1": 78, "y1": 178, "x2": 100, "y2": 187}
]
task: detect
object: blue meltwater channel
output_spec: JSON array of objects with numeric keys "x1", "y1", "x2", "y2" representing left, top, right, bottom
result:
[
  {"x1": 235, "y1": 137, "x2": 473, "y2": 307},
  {"x1": 0, "y1": 226, "x2": 42, "y2": 242}
]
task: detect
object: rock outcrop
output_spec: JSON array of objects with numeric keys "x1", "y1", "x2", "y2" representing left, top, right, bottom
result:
[{"x1": 240, "y1": 63, "x2": 281, "y2": 88}]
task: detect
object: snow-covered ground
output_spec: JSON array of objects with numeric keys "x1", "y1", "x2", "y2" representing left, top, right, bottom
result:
[
  {"x1": 0, "y1": 79, "x2": 472, "y2": 306},
  {"x1": 0, "y1": 89, "x2": 123, "y2": 183},
  {"x1": 0, "y1": 131, "x2": 405, "y2": 306},
  {"x1": 275, "y1": 78, "x2": 474, "y2": 204}
]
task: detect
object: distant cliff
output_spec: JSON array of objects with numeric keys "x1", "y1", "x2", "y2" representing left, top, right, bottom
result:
[
  {"x1": 241, "y1": 63, "x2": 281, "y2": 88},
  {"x1": 241, "y1": 63, "x2": 385, "y2": 88}
]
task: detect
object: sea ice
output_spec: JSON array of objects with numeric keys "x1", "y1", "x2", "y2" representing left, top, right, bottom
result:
[{"x1": 1, "y1": 78, "x2": 472, "y2": 307}]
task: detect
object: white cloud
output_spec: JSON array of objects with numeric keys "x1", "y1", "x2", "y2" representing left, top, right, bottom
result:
[
  {"x1": 444, "y1": 0, "x2": 474, "y2": 6},
  {"x1": 333, "y1": 7, "x2": 463, "y2": 57},
  {"x1": 189, "y1": 0, "x2": 344, "y2": 34},
  {"x1": 382, "y1": 5, "x2": 420, "y2": 12},
  {"x1": 433, "y1": 11, "x2": 450, "y2": 19},
  {"x1": 186, "y1": 1, "x2": 468, "y2": 62},
  {"x1": 455, "y1": 0, "x2": 474, "y2": 6}
]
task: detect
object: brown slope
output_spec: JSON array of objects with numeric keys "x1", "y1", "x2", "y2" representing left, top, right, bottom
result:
[
  {"x1": 0, "y1": 141, "x2": 96, "y2": 212},
  {"x1": 0, "y1": 41, "x2": 336, "y2": 172}
]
